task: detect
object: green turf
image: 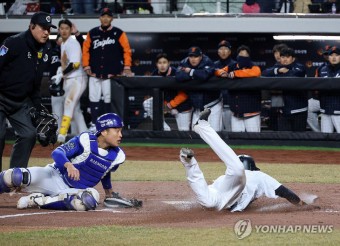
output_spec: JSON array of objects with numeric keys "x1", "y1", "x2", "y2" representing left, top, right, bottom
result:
[
  {"x1": 120, "y1": 142, "x2": 340, "y2": 151},
  {"x1": 2, "y1": 158, "x2": 339, "y2": 183},
  {"x1": 5, "y1": 140, "x2": 340, "y2": 151},
  {"x1": 0, "y1": 226, "x2": 339, "y2": 246}
]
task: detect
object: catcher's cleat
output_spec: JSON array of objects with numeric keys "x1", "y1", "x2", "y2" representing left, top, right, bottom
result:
[{"x1": 17, "y1": 193, "x2": 45, "y2": 209}]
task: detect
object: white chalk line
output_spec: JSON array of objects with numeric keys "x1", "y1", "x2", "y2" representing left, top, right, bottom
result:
[
  {"x1": 0, "y1": 208, "x2": 123, "y2": 219},
  {"x1": 162, "y1": 200, "x2": 198, "y2": 210},
  {"x1": 162, "y1": 200, "x2": 340, "y2": 213}
]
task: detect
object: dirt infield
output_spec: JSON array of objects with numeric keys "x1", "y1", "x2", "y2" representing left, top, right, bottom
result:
[{"x1": 1, "y1": 144, "x2": 340, "y2": 231}]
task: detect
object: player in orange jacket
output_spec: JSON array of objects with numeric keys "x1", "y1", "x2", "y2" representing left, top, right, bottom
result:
[{"x1": 215, "y1": 45, "x2": 262, "y2": 132}]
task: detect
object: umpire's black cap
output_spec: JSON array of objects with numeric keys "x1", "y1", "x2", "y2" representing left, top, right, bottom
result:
[{"x1": 30, "y1": 11, "x2": 57, "y2": 29}]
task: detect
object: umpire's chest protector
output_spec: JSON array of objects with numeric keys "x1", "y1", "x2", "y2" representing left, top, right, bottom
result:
[
  {"x1": 63, "y1": 133, "x2": 125, "y2": 189},
  {"x1": 88, "y1": 27, "x2": 124, "y2": 77}
]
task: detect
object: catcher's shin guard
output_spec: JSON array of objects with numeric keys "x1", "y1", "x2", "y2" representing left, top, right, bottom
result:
[
  {"x1": 0, "y1": 168, "x2": 31, "y2": 193},
  {"x1": 0, "y1": 171, "x2": 11, "y2": 193},
  {"x1": 39, "y1": 188, "x2": 100, "y2": 211},
  {"x1": 59, "y1": 115, "x2": 72, "y2": 136}
]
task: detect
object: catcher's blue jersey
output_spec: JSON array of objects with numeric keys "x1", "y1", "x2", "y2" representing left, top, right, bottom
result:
[{"x1": 52, "y1": 132, "x2": 125, "y2": 189}]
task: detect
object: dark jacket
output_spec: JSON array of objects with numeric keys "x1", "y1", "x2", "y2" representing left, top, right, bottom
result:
[
  {"x1": 262, "y1": 61, "x2": 308, "y2": 115},
  {"x1": 152, "y1": 66, "x2": 192, "y2": 113},
  {"x1": 214, "y1": 57, "x2": 237, "y2": 106},
  {"x1": 49, "y1": 42, "x2": 61, "y2": 77},
  {"x1": 176, "y1": 55, "x2": 219, "y2": 110},
  {"x1": 224, "y1": 59, "x2": 262, "y2": 117},
  {"x1": 0, "y1": 30, "x2": 52, "y2": 106},
  {"x1": 318, "y1": 63, "x2": 340, "y2": 115},
  {"x1": 82, "y1": 26, "x2": 132, "y2": 78}
]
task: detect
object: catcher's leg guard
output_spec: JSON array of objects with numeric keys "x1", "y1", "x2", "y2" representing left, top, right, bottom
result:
[
  {"x1": 59, "y1": 115, "x2": 72, "y2": 136},
  {"x1": 36, "y1": 188, "x2": 100, "y2": 211},
  {"x1": 0, "y1": 171, "x2": 11, "y2": 193},
  {"x1": 0, "y1": 168, "x2": 31, "y2": 193},
  {"x1": 78, "y1": 188, "x2": 100, "y2": 210}
]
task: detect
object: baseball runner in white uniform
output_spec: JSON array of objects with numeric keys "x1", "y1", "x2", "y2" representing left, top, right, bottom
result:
[
  {"x1": 53, "y1": 19, "x2": 87, "y2": 143},
  {"x1": 49, "y1": 35, "x2": 86, "y2": 136},
  {"x1": 180, "y1": 108, "x2": 308, "y2": 212}
]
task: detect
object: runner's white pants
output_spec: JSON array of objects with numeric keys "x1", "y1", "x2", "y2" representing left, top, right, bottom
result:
[{"x1": 182, "y1": 120, "x2": 246, "y2": 210}]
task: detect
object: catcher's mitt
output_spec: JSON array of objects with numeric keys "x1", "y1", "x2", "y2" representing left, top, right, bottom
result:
[
  {"x1": 103, "y1": 192, "x2": 143, "y2": 208},
  {"x1": 29, "y1": 107, "x2": 58, "y2": 147}
]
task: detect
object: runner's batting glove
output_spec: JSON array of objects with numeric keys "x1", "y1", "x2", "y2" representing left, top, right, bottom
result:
[{"x1": 51, "y1": 67, "x2": 63, "y2": 85}]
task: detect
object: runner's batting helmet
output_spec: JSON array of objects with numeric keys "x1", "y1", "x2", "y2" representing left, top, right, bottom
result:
[
  {"x1": 29, "y1": 107, "x2": 58, "y2": 146},
  {"x1": 95, "y1": 113, "x2": 124, "y2": 136},
  {"x1": 238, "y1": 155, "x2": 260, "y2": 171},
  {"x1": 49, "y1": 79, "x2": 64, "y2": 97}
]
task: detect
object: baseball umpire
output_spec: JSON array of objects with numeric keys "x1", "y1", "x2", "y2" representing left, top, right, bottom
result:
[
  {"x1": 0, "y1": 113, "x2": 142, "y2": 210},
  {"x1": 179, "y1": 108, "x2": 312, "y2": 212},
  {"x1": 0, "y1": 12, "x2": 56, "y2": 170}
]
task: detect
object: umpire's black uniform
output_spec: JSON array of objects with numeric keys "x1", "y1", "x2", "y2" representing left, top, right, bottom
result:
[{"x1": 0, "y1": 27, "x2": 52, "y2": 170}]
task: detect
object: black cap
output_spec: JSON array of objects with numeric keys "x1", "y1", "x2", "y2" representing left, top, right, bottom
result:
[
  {"x1": 30, "y1": 11, "x2": 56, "y2": 29},
  {"x1": 328, "y1": 46, "x2": 340, "y2": 55},
  {"x1": 322, "y1": 45, "x2": 331, "y2": 55},
  {"x1": 218, "y1": 40, "x2": 232, "y2": 49},
  {"x1": 101, "y1": 7, "x2": 113, "y2": 17},
  {"x1": 188, "y1": 46, "x2": 202, "y2": 57}
]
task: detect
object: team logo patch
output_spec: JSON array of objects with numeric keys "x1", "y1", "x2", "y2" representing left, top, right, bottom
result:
[
  {"x1": 46, "y1": 16, "x2": 51, "y2": 23},
  {"x1": 38, "y1": 52, "x2": 42, "y2": 59},
  {"x1": 63, "y1": 141, "x2": 75, "y2": 152},
  {"x1": 100, "y1": 119, "x2": 114, "y2": 128},
  {"x1": 43, "y1": 54, "x2": 48, "y2": 62},
  {"x1": 0, "y1": 45, "x2": 8, "y2": 56},
  {"x1": 27, "y1": 52, "x2": 32, "y2": 59}
]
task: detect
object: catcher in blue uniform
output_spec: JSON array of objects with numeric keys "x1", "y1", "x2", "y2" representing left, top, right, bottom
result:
[{"x1": 0, "y1": 113, "x2": 142, "y2": 210}]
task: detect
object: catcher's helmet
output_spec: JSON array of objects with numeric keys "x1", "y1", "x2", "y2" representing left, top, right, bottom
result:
[
  {"x1": 49, "y1": 80, "x2": 64, "y2": 97},
  {"x1": 238, "y1": 154, "x2": 260, "y2": 171},
  {"x1": 95, "y1": 113, "x2": 124, "y2": 136}
]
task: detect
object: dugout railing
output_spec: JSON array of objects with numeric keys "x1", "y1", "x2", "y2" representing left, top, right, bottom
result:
[{"x1": 109, "y1": 76, "x2": 340, "y2": 147}]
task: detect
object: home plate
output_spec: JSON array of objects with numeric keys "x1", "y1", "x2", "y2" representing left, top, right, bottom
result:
[{"x1": 162, "y1": 201, "x2": 197, "y2": 210}]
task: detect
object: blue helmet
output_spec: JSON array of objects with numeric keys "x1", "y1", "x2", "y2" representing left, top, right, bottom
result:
[{"x1": 95, "y1": 113, "x2": 124, "y2": 136}]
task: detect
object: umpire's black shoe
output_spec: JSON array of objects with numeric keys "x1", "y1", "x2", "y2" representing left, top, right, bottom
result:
[{"x1": 198, "y1": 108, "x2": 211, "y2": 122}]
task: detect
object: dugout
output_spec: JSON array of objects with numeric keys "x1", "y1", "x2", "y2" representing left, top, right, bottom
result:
[{"x1": 1, "y1": 13, "x2": 340, "y2": 147}]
